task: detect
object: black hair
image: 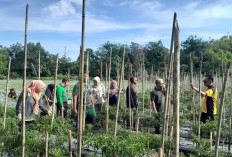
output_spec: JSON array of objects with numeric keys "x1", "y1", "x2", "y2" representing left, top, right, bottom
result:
[
  {"x1": 205, "y1": 74, "x2": 214, "y2": 82},
  {"x1": 62, "y1": 79, "x2": 69, "y2": 83},
  {"x1": 130, "y1": 76, "x2": 136, "y2": 83}
]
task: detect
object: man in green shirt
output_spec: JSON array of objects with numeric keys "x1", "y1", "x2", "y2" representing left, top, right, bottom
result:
[
  {"x1": 150, "y1": 79, "x2": 165, "y2": 134},
  {"x1": 73, "y1": 74, "x2": 96, "y2": 126},
  {"x1": 56, "y1": 79, "x2": 70, "y2": 118}
]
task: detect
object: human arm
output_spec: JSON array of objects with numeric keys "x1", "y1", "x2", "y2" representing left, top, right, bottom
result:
[
  {"x1": 151, "y1": 101, "x2": 158, "y2": 114},
  {"x1": 16, "y1": 91, "x2": 23, "y2": 120},
  {"x1": 191, "y1": 83, "x2": 206, "y2": 96},
  {"x1": 90, "y1": 94, "x2": 95, "y2": 108},
  {"x1": 73, "y1": 95, "x2": 78, "y2": 115}
]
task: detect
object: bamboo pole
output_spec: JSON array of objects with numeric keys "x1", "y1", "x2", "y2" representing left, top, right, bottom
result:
[
  {"x1": 142, "y1": 51, "x2": 145, "y2": 118},
  {"x1": 21, "y1": 4, "x2": 29, "y2": 157},
  {"x1": 160, "y1": 12, "x2": 175, "y2": 154},
  {"x1": 69, "y1": 130, "x2": 72, "y2": 157},
  {"x1": 190, "y1": 53, "x2": 195, "y2": 128},
  {"x1": 38, "y1": 50, "x2": 40, "y2": 80},
  {"x1": 228, "y1": 71, "x2": 232, "y2": 151},
  {"x1": 106, "y1": 47, "x2": 112, "y2": 133},
  {"x1": 3, "y1": 57, "x2": 11, "y2": 129},
  {"x1": 215, "y1": 61, "x2": 231, "y2": 157},
  {"x1": 45, "y1": 131, "x2": 48, "y2": 157},
  {"x1": 114, "y1": 46, "x2": 125, "y2": 136},
  {"x1": 51, "y1": 55, "x2": 59, "y2": 127},
  {"x1": 67, "y1": 68, "x2": 70, "y2": 97},
  {"x1": 198, "y1": 55, "x2": 202, "y2": 138},
  {"x1": 210, "y1": 131, "x2": 212, "y2": 151},
  {"x1": 77, "y1": 0, "x2": 86, "y2": 156},
  {"x1": 128, "y1": 62, "x2": 132, "y2": 129},
  {"x1": 172, "y1": 12, "x2": 180, "y2": 157},
  {"x1": 83, "y1": 50, "x2": 89, "y2": 131}
]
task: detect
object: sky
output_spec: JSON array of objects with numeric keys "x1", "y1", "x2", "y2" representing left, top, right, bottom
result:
[{"x1": 0, "y1": 0, "x2": 231, "y2": 60}]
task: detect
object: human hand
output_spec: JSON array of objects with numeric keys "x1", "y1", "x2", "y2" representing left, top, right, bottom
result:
[
  {"x1": 17, "y1": 114, "x2": 22, "y2": 120},
  {"x1": 47, "y1": 111, "x2": 52, "y2": 116},
  {"x1": 191, "y1": 83, "x2": 195, "y2": 89},
  {"x1": 73, "y1": 109, "x2": 78, "y2": 115}
]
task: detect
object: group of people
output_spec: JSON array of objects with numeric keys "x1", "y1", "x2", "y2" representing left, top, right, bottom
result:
[{"x1": 14, "y1": 72, "x2": 218, "y2": 133}]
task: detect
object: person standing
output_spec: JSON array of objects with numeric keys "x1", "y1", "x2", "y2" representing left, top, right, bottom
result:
[
  {"x1": 72, "y1": 74, "x2": 96, "y2": 126},
  {"x1": 150, "y1": 79, "x2": 166, "y2": 134},
  {"x1": 56, "y1": 79, "x2": 70, "y2": 118},
  {"x1": 16, "y1": 80, "x2": 51, "y2": 121},
  {"x1": 91, "y1": 76, "x2": 105, "y2": 112},
  {"x1": 126, "y1": 76, "x2": 138, "y2": 128},
  {"x1": 191, "y1": 74, "x2": 218, "y2": 123}
]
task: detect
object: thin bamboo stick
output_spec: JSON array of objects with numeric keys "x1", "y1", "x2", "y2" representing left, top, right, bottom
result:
[
  {"x1": 100, "y1": 61, "x2": 102, "y2": 81},
  {"x1": 21, "y1": 4, "x2": 29, "y2": 157},
  {"x1": 3, "y1": 57, "x2": 11, "y2": 129},
  {"x1": 83, "y1": 50, "x2": 89, "y2": 131},
  {"x1": 173, "y1": 12, "x2": 180, "y2": 157},
  {"x1": 45, "y1": 131, "x2": 48, "y2": 157},
  {"x1": 69, "y1": 130, "x2": 72, "y2": 157},
  {"x1": 215, "y1": 61, "x2": 231, "y2": 157},
  {"x1": 51, "y1": 55, "x2": 59, "y2": 127},
  {"x1": 198, "y1": 55, "x2": 202, "y2": 138},
  {"x1": 135, "y1": 117, "x2": 140, "y2": 136},
  {"x1": 228, "y1": 70, "x2": 232, "y2": 151},
  {"x1": 114, "y1": 46, "x2": 125, "y2": 136},
  {"x1": 190, "y1": 53, "x2": 195, "y2": 127},
  {"x1": 77, "y1": 0, "x2": 86, "y2": 156},
  {"x1": 106, "y1": 47, "x2": 112, "y2": 133},
  {"x1": 128, "y1": 62, "x2": 132, "y2": 129},
  {"x1": 38, "y1": 50, "x2": 40, "y2": 80}
]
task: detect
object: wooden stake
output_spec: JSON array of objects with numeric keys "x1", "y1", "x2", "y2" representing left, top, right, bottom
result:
[
  {"x1": 160, "y1": 12, "x2": 175, "y2": 154},
  {"x1": 172, "y1": 12, "x2": 180, "y2": 157},
  {"x1": 51, "y1": 55, "x2": 59, "y2": 127},
  {"x1": 3, "y1": 57, "x2": 11, "y2": 129},
  {"x1": 69, "y1": 130, "x2": 72, "y2": 157},
  {"x1": 158, "y1": 148, "x2": 163, "y2": 157},
  {"x1": 31, "y1": 63, "x2": 38, "y2": 77},
  {"x1": 210, "y1": 131, "x2": 212, "y2": 151},
  {"x1": 198, "y1": 55, "x2": 202, "y2": 138},
  {"x1": 106, "y1": 47, "x2": 112, "y2": 133},
  {"x1": 38, "y1": 50, "x2": 40, "y2": 80},
  {"x1": 22, "y1": 4, "x2": 29, "y2": 157},
  {"x1": 215, "y1": 61, "x2": 231, "y2": 157},
  {"x1": 45, "y1": 131, "x2": 48, "y2": 157},
  {"x1": 114, "y1": 46, "x2": 125, "y2": 136},
  {"x1": 77, "y1": 0, "x2": 86, "y2": 156},
  {"x1": 67, "y1": 68, "x2": 70, "y2": 97}
]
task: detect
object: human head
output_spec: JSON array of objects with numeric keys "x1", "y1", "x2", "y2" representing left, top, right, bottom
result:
[
  {"x1": 110, "y1": 80, "x2": 117, "y2": 89},
  {"x1": 203, "y1": 74, "x2": 214, "y2": 87},
  {"x1": 62, "y1": 79, "x2": 69, "y2": 87},
  {"x1": 130, "y1": 76, "x2": 138, "y2": 85},
  {"x1": 27, "y1": 80, "x2": 46, "y2": 93},
  {"x1": 93, "y1": 76, "x2": 100, "y2": 87},
  {"x1": 83, "y1": 73, "x2": 89, "y2": 83},
  {"x1": 155, "y1": 79, "x2": 164, "y2": 89},
  {"x1": 10, "y1": 88, "x2": 15, "y2": 93}
]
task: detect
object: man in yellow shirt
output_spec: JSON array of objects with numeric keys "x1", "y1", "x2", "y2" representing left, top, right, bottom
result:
[{"x1": 191, "y1": 74, "x2": 218, "y2": 123}]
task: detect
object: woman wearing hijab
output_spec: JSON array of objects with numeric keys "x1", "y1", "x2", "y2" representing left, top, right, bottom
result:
[
  {"x1": 16, "y1": 80, "x2": 52, "y2": 121},
  {"x1": 109, "y1": 80, "x2": 123, "y2": 106},
  {"x1": 91, "y1": 76, "x2": 105, "y2": 111}
]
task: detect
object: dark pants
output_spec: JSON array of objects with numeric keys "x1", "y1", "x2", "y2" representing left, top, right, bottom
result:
[
  {"x1": 57, "y1": 102, "x2": 68, "y2": 118},
  {"x1": 86, "y1": 114, "x2": 96, "y2": 126},
  {"x1": 127, "y1": 108, "x2": 137, "y2": 129},
  {"x1": 201, "y1": 112, "x2": 214, "y2": 123},
  {"x1": 154, "y1": 113, "x2": 161, "y2": 134}
]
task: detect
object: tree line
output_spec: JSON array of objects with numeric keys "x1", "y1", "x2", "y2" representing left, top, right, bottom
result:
[{"x1": 0, "y1": 35, "x2": 231, "y2": 79}]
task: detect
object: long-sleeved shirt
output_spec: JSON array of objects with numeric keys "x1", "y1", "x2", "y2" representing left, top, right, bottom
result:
[
  {"x1": 16, "y1": 89, "x2": 48, "y2": 119},
  {"x1": 56, "y1": 84, "x2": 70, "y2": 107},
  {"x1": 126, "y1": 84, "x2": 138, "y2": 109}
]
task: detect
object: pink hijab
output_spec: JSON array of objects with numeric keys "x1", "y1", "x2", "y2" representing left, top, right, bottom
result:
[{"x1": 27, "y1": 80, "x2": 46, "y2": 115}]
